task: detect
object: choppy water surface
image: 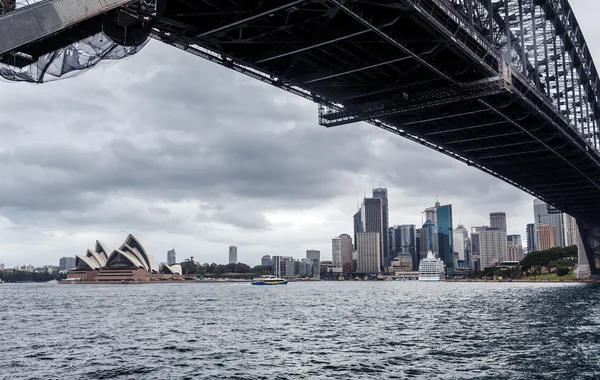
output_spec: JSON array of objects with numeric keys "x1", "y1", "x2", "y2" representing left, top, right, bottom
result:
[{"x1": 1, "y1": 282, "x2": 599, "y2": 379}]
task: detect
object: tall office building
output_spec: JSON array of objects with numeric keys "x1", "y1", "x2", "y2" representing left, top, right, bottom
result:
[
  {"x1": 453, "y1": 229, "x2": 466, "y2": 262},
  {"x1": 261, "y1": 255, "x2": 272, "y2": 267},
  {"x1": 339, "y1": 234, "x2": 353, "y2": 273},
  {"x1": 228, "y1": 245, "x2": 238, "y2": 264},
  {"x1": 533, "y1": 199, "x2": 564, "y2": 247},
  {"x1": 563, "y1": 214, "x2": 579, "y2": 247},
  {"x1": 372, "y1": 188, "x2": 390, "y2": 266},
  {"x1": 356, "y1": 232, "x2": 381, "y2": 273},
  {"x1": 470, "y1": 228, "x2": 482, "y2": 270},
  {"x1": 526, "y1": 223, "x2": 535, "y2": 252},
  {"x1": 507, "y1": 244, "x2": 524, "y2": 261},
  {"x1": 424, "y1": 205, "x2": 437, "y2": 224},
  {"x1": 437, "y1": 204, "x2": 454, "y2": 269},
  {"x1": 507, "y1": 235, "x2": 522, "y2": 247},
  {"x1": 388, "y1": 227, "x2": 395, "y2": 256},
  {"x1": 420, "y1": 219, "x2": 437, "y2": 259},
  {"x1": 306, "y1": 250, "x2": 321, "y2": 279},
  {"x1": 537, "y1": 225, "x2": 557, "y2": 250},
  {"x1": 477, "y1": 227, "x2": 508, "y2": 269},
  {"x1": 0, "y1": 263, "x2": 4, "y2": 271},
  {"x1": 490, "y1": 212, "x2": 507, "y2": 231},
  {"x1": 353, "y1": 209, "x2": 363, "y2": 251},
  {"x1": 397, "y1": 225, "x2": 417, "y2": 270},
  {"x1": 167, "y1": 249, "x2": 177, "y2": 265},
  {"x1": 332, "y1": 237, "x2": 342, "y2": 268},
  {"x1": 455, "y1": 224, "x2": 470, "y2": 265},
  {"x1": 361, "y1": 197, "x2": 384, "y2": 270},
  {"x1": 59, "y1": 257, "x2": 76, "y2": 270}
]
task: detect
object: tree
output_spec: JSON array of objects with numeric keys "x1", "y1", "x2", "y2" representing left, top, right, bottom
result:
[{"x1": 520, "y1": 245, "x2": 577, "y2": 272}]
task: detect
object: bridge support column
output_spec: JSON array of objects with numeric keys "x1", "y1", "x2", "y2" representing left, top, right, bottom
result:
[{"x1": 575, "y1": 219, "x2": 600, "y2": 280}]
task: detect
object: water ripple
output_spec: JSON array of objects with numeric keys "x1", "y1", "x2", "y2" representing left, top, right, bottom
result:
[{"x1": 0, "y1": 282, "x2": 599, "y2": 379}]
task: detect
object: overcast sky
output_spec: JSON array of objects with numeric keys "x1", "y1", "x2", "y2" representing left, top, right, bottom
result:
[{"x1": 0, "y1": 1, "x2": 598, "y2": 267}]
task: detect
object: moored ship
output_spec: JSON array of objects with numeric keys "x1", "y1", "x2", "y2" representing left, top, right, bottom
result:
[{"x1": 418, "y1": 251, "x2": 444, "y2": 282}]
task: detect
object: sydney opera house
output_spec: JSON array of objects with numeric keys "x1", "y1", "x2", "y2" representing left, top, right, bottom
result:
[{"x1": 66, "y1": 234, "x2": 183, "y2": 283}]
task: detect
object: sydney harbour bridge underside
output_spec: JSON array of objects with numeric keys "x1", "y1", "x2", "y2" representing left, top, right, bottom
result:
[{"x1": 1, "y1": 0, "x2": 600, "y2": 276}]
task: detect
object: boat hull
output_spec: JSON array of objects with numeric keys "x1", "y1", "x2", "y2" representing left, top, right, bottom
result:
[
  {"x1": 251, "y1": 280, "x2": 288, "y2": 285},
  {"x1": 418, "y1": 278, "x2": 441, "y2": 282}
]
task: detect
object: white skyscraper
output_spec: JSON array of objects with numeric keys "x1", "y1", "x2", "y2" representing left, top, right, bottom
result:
[
  {"x1": 453, "y1": 230, "x2": 466, "y2": 261},
  {"x1": 357, "y1": 232, "x2": 381, "y2": 274},
  {"x1": 332, "y1": 237, "x2": 342, "y2": 268},
  {"x1": 229, "y1": 245, "x2": 238, "y2": 264}
]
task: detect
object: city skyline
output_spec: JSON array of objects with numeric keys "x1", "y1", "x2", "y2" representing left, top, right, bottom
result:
[{"x1": 5, "y1": 1, "x2": 599, "y2": 267}]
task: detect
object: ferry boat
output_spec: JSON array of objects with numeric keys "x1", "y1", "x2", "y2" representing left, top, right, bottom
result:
[
  {"x1": 418, "y1": 251, "x2": 445, "y2": 282},
  {"x1": 251, "y1": 275, "x2": 288, "y2": 286}
]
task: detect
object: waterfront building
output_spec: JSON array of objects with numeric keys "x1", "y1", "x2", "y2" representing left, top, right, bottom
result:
[
  {"x1": 473, "y1": 227, "x2": 507, "y2": 269},
  {"x1": 295, "y1": 259, "x2": 312, "y2": 276},
  {"x1": 507, "y1": 244, "x2": 524, "y2": 261},
  {"x1": 372, "y1": 188, "x2": 390, "y2": 267},
  {"x1": 533, "y1": 199, "x2": 564, "y2": 248},
  {"x1": 228, "y1": 245, "x2": 238, "y2": 264},
  {"x1": 356, "y1": 232, "x2": 381, "y2": 274},
  {"x1": 66, "y1": 235, "x2": 182, "y2": 282},
  {"x1": 261, "y1": 255, "x2": 272, "y2": 267},
  {"x1": 490, "y1": 212, "x2": 507, "y2": 231},
  {"x1": 526, "y1": 223, "x2": 535, "y2": 252},
  {"x1": 284, "y1": 260, "x2": 295, "y2": 277},
  {"x1": 332, "y1": 237, "x2": 342, "y2": 268},
  {"x1": 361, "y1": 197, "x2": 384, "y2": 270},
  {"x1": 537, "y1": 225, "x2": 557, "y2": 250},
  {"x1": 339, "y1": 234, "x2": 353, "y2": 273},
  {"x1": 0, "y1": 263, "x2": 4, "y2": 271},
  {"x1": 271, "y1": 256, "x2": 293, "y2": 275},
  {"x1": 59, "y1": 257, "x2": 76, "y2": 270},
  {"x1": 167, "y1": 249, "x2": 176, "y2": 266},
  {"x1": 437, "y1": 204, "x2": 453, "y2": 269},
  {"x1": 306, "y1": 250, "x2": 321, "y2": 279},
  {"x1": 391, "y1": 255, "x2": 413, "y2": 272}
]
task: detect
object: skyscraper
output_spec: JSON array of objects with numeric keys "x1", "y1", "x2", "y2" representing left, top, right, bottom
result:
[
  {"x1": 361, "y1": 197, "x2": 384, "y2": 270},
  {"x1": 261, "y1": 255, "x2": 272, "y2": 267},
  {"x1": 455, "y1": 224, "x2": 470, "y2": 265},
  {"x1": 490, "y1": 212, "x2": 507, "y2": 231},
  {"x1": 306, "y1": 250, "x2": 321, "y2": 279},
  {"x1": 167, "y1": 249, "x2": 177, "y2": 265},
  {"x1": 59, "y1": 257, "x2": 76, "y2": 270},
  {"x1": 339, "y1": 234, "x2": 353, "y2": 273},
  {"x1": 563, "y1": 214, "x2": 579, "y2": 247},
  {"x1": 353, "y1": 209, "x2": 363, "y2": 251},
  {"x1": 453, "y1": 229, "x2": 465, "y2": 263},
  {"x1": 533, "y1": 199, "x2": 564, "y2": 247},
  {"x1": 537, "y1": 225, "x2": 557, "y2": 250},
  {"x1": 397, "y1": 225, "x2": 417, "y2": 270},
  {"x1": 507, "y1": 235, "x2": 522, "y2": 247},
  {"x1": 229, "y1": 245, "x2": 238, "y2": 264},
  {"x1": 526, "y1": 223, "x2": 535, "y2": 252},
  {"x1": 388, "y1": 227, "x2": 394, "y2": 257},
  {"x1": 372, "y1": 188, "x2": 390, "y2": 267},
  {"x1": 477, "y1": 227, "x2": 507, "y2": 269},
  {"x1": 437, "y1": 204, "x2": 453, "y2": 269},
  {"x1": 420, "y1": 219, "x2": 437, "y2": 258},
  {"x1": 356, "y1": 232, "x2": 381, "y2": 273},
  {"x1": 332, "y1": 237, "x2": 342, "y2": 268}
]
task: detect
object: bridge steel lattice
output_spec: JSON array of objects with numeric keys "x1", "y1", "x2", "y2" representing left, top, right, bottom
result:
[{"x1": 1, "y1": 0, "x2": 600, "y2": 276}]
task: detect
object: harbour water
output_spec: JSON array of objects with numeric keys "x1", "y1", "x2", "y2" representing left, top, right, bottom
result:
[{"x1": 0, "y1": 282, "x2": 599, "y2": 379}]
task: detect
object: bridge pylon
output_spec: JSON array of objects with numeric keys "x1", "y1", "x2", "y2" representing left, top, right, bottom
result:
[{"x1": 576, "y1": 219, "x2": 600, "y2": 280}]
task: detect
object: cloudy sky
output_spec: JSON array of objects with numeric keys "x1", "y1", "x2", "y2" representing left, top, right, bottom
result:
[{"x1": 0, "y1": 1, "x2": 598, "y2": 267}]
